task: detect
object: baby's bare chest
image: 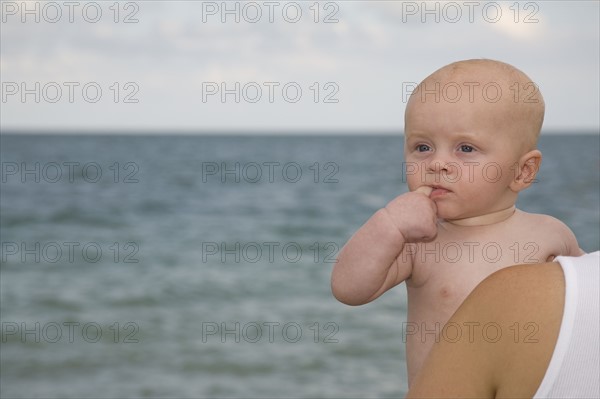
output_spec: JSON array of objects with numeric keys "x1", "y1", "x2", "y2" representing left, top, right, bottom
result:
[{"x1": 406, "y1": 227, "x2": 557, "y2": 293}]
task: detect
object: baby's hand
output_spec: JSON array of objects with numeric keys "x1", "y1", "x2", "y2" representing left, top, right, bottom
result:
[{"x1": 384, "y1": 186, "x2": 438, "y2": 243}]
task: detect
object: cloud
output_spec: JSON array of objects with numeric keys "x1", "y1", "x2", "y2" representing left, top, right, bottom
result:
[
  {"x1": 1, "y1": 1, "x2": 598, "y2": 132},
  {"x1": 487, "y1": 2, "x2": 545, "y2": 41}
]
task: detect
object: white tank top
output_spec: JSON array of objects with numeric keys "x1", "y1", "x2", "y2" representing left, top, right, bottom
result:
[{"x1": 533, "y1": 251, "x2": 600, "y2": 398}]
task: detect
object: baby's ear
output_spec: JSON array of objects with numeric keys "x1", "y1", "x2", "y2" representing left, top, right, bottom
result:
[{"x1": 509, "y1": 150, "x2": 542, "y2": 192}]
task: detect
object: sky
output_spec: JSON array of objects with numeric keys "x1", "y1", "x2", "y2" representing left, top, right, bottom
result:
[{"x1": 1, "y1": 0, "x2": 599, "y2": 133}]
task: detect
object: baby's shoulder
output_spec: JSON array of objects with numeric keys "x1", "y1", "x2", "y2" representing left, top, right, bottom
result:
[
  {"x1": 514, "y1": 209, "x2": 581, "y2": 255},
  {"x1": 514, "y1": 209, "x2": 572, "y2": 232}
]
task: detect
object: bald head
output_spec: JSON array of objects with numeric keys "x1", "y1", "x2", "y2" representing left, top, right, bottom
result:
[{"x1": 406, "y1": 59, "x2": 545, "y2": 152}]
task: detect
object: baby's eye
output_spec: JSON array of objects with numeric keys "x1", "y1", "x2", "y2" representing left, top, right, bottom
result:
[
  {"x1": 459, "y1": 145, "x2": 475, "y2": 153},
  {"x1": 416, "y1": 144, "x2": 430, "y2": 152}
]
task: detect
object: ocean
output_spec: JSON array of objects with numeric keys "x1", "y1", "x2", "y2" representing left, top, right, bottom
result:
[{"x1": 1, "y1": 134, "x2": 598, "y2": 398}]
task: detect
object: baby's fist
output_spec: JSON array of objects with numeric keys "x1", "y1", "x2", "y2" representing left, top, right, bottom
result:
[{"x1": 384, "y1": 186, "x2": 438, "y2": 243}]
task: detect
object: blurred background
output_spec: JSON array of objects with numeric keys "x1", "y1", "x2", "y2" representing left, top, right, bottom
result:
[{"x1": 1, "y1": 1, "x2": 599, "y2": 397}]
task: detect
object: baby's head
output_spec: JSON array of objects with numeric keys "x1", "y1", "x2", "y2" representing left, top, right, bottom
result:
[{"x1": 404, "y1": 59, "x2": 545, "y2": 221}]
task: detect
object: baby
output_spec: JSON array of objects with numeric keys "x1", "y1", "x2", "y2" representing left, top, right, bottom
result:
[{"x1": 331, "y1": 59, "x2": 583, "y2": 385}]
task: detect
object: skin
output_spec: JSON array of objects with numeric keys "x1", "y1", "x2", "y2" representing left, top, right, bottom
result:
[
  {"x1": 330, "y1": 60, "x2": 583, "y2": 384},
  {"x1": 406, "y1": 262, "x2": 565, "y2": 398}
]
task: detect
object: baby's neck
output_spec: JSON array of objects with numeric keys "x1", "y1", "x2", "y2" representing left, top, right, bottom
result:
[{"x1": 445, "y1": 205, "x2": 516, "y2": 227}]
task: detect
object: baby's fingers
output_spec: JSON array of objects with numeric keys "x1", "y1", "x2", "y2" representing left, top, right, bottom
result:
[{"x1": 415, "y1": 186, "x2": 433, "y2": 197}]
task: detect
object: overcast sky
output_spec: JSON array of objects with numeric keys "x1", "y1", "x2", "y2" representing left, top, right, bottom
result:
[{"x1": 1, "y1": 0, "x2": 599, "y2": 133}]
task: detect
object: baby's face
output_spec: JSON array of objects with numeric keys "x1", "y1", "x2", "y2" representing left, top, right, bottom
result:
[{"x1": 404, "y1": 87, "x2": 523, "y2": 221}]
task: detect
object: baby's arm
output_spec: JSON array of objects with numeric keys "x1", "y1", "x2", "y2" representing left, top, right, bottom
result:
[
  {"x1": 331, "y1": 186, "x2": 437, "y2": 305},
  {"x1": 555, "y1": 218, "x2": 586, "y2": 257},
  {"x1": 536, "y1": 215, "x2": 585, "y2": 261}
]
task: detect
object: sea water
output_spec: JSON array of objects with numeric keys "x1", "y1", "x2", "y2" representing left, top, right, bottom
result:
[{"x1": 1, "y1": 134, "x2": 598, "y2": 397}]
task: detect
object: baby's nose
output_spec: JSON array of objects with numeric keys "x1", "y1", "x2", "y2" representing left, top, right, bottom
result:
[
  {"x1": 427, "y1": 161, "x2": 448, "y2": 172},
  {"x1": 426, "y1": 153, "x2": 451, "y2": 172}
]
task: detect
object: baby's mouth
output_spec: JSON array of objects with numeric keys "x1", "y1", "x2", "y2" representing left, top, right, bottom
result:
[{"x1": 430, "y1": 185, "x2": 451, "y2": 198}]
